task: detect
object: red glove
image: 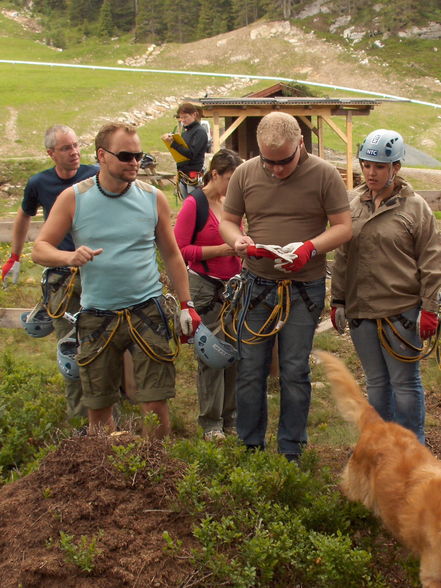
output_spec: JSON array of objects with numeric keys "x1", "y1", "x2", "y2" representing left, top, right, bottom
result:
[
  {"x1": 180, "y1": 301, "x2": 202, "y2": 343},
  {"x1": 246, "y1": 245, "x2": 280, "y2": 260},
  {"x1": 1, "y1": 253, "x2": 20, "y2": 283},
  {"x1": 417, "y1": 310, "x2": 439, "y2": 340},
  {"x1": 274, "y1": 241, "x2": 316, "y2": 273}
]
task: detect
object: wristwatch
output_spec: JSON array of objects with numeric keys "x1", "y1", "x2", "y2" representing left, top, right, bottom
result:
[{"x1": 181, "y1": 300, "x2": 195, "y2": 309}]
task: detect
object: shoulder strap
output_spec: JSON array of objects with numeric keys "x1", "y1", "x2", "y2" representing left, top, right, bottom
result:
[
  {"x1": 191, "y1": 187, "x2": 209, "y2": 243},
  {"x1": 190, "y1": 187, "x2": 209, "y2": 273}
]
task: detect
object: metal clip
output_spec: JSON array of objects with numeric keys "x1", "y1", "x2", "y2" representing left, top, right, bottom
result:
[
  {"x1": 223, "y1": 274, "x2": 244, "y2": 304},
  {"x1": 64, "y1": 311, "x2": 80, "y2": 325}
]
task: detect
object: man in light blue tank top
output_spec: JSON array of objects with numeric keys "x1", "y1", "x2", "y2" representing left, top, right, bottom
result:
[{"x1": 33, "y1": 122, "x2": 201, "y2": 436}]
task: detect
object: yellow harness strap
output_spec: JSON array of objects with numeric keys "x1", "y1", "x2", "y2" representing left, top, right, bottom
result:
[
  {"x1": 376, "y1": 317, "x2": 438, "y2": 364},
  {"x1": 46, "y1": 267, "x2": 79, "y2": 319},
  {"x1": 221, "y1": 279, "x2": 291, "y2": 345},
  {"x1": 77, "y1": 308, "x2": 179, "y2": 367}
]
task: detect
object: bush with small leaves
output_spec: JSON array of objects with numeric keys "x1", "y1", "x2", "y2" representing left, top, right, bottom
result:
[
  {"x1": 58, "y1": 530, "x2": 103, "y2": 573},
  {"x1": 171, "y1": 439, "x2": 388, "y2": 587}
]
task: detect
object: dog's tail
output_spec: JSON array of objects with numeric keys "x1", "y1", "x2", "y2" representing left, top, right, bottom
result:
[{"x1": 315, "y1": 350, "x2": 382, "y2": 430}]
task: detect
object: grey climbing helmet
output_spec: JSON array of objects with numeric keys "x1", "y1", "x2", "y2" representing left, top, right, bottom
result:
[
  {"x1": 20, "y1": 301, "x2": 54, "y2": 338},
  {"x1": 57, "y1": 337, "x2": 80, "y2": 381},
  {"x1": 194, "y1": 323, "x2": 239, "y2": 369},
  {"x1": 358, "y1": 129, "x2": 405, "y2": 163}
]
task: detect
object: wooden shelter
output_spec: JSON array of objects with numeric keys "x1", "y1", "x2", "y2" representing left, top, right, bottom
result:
[{"x1": 198, "y1": 84, "x2": 398, "y2": 189}]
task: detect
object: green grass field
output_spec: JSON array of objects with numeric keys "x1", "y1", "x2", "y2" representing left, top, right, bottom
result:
[{"x1": 0, "y1": 6, "x2": 441, "y2": 161}]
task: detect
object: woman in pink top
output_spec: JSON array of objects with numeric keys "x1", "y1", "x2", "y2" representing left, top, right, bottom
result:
[{"x1": 174, "y1": 149, "x2": 242, "y2": 440}]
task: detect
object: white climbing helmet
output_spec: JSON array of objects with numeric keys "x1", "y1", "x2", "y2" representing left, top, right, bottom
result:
[
  {"x1": 194, "y1": 323, "x2": 239, "y2": 369},
  {"x1": 358, "y1": 129, "x2": 405, "y2": 163}
]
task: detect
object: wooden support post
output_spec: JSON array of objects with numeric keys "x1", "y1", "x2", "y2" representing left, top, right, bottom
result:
[
  {"x1": 346, "y1": 112, "x2": 353, "y2": 189},
  {"x1": 317, "y1": 116, "x2": 324, "y2": 159},
  {"x1": 219, "y1": 114, "x2": 247, "y2": 145},
  {"x1": 212, "y1": 113, "x2": 220, "y2": 152},
  {"x1": 322, "y1": 115, "x2": 351, "y2": 189}
]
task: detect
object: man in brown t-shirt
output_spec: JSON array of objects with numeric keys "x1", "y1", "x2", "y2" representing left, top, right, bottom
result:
[{"x1": 220, "y1": 111, "x2": 351, "y2": 461}]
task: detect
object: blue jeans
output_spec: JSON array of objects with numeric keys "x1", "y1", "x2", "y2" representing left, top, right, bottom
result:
[
  {"x1": 350, "y1": 307, "x2": 425, "y2": 443},
  {"x1": 236, "y1": 274, "x2": 325, "y2": 456},
  {"x1": 178, "y1": 180, "x2": 198, "y2": 200}
]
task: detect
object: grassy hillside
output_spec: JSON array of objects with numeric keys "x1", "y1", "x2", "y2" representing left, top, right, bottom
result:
[{"x1": 0, "y1": 5, "x2": 440, "y2": 162}]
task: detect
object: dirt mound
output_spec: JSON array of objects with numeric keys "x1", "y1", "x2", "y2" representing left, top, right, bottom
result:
[
  {"x1": 0, "y1": 433, "x2": 196, "y2": 587},
  {"x1": 1, "y1": 395, "x2": 441, "y2": 586}
]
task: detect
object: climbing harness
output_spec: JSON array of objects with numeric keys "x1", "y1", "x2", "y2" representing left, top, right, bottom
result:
[
  {"x1": 219, "y1": 270, "x2": 319, "y2": 358},
  {"x1": 176, "y1": 170, "x2": 203, "y2": 200},
  {"x1": 376, "y1": 314, "x2": 440, "y2": 364},
  {"x1": 193, "y1": 244, "x2": 320, "y2": 358},
  {"x1": 56, "y1": 295, "x2": 181, "y2": 374},
  {"x1": 76, "y1": 296, "x2": 180, "y2": 367},
  {"x1": 42, "y1": 266, "x2": 79, "y2": 319}
]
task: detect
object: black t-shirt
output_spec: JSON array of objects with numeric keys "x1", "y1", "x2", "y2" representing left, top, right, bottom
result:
[
  {"x1": 21, "y1": 164, "x2": 99, "y2": 251},
  {"x1": 173, "y1": 121, "x2": 208, "y2": 174}
]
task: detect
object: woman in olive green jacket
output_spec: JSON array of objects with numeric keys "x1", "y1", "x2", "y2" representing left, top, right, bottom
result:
[{"x1": 330, "y1": 129, "x2": 441, "y2": 444}]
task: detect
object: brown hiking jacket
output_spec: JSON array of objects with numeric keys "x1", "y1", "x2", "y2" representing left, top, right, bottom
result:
[{"x1": 331, "y1": 178, "x2": 441, "y2": 318}]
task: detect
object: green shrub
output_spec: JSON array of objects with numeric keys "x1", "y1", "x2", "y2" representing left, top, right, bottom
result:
[
  {"x1": 108, "y1": 438, "x2": 165, "y2": 485},
  {"x1": 171, "y1": 439, "x2": 385, "y2": 587},
  {"x1": 0, "y1": 350, "x2": 65, "y2": 482},
  {"x1": 58, "y1": 530, "x2": 103, "y2": 573}
]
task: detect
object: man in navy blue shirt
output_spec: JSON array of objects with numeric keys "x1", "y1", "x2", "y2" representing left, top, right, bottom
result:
[{"x1": 1, "y1": 125, "x2": 98, "y2": 419}]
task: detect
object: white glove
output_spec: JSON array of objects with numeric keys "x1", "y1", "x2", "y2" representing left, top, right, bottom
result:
[
  {"x1": 332, "y1": 307, "x2": 347, "y2": 334},
  {"x1": 335, "y1": 307, "x2": 347, "y2": 333},
  {"x1": 10, "y1": 261, "x2": 20, "y2": 284},
  {"x1": 280, "y1": 242, "x2": 304, "y2": 256},
  {"x1": 252, "y1": 243, "x2": 294, "y2": 262},
  {"x1": 274, "y1": 242, "x2": 304, "y2": 272},
  {"x1": 180, "y1": 309, "x2": 192, "y2": 336},
  {"x1": 179, "y1": 303, "x2": 202, "y2": 337}
]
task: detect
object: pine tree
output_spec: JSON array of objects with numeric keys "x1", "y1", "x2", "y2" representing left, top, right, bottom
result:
[
  {"x1": 163, "y1": 0, "x2": 201, "y2": 43},
  {"x1": 232, "y1": 0, "x2": 262, "y2": 28},
  {"x1": 260, "y1": 0, "x2": 295, "y2": 20},
  {"x1": 211, "y1": 0, "x2": 234, "y2": 35},
  {"x1": 135, "y1": 0, "x2": 165, "y2": 42},
  {"x1": 197, "y1": 0, "x2": 214, "y2": 38},
  {"x1": 111, "y1": 0, "x2": 136, "y2": 33},
  {"x1": 67, "y1": 0, "x2": 103, "y2": 26},
  {"x1": 98, "y1": 0, "x2": 113, "y2": 37}
]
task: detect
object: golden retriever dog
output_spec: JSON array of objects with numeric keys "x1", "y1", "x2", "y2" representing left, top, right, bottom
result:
[{"x1": 315, "y1": 351, "x2": 441, "y2": 588}]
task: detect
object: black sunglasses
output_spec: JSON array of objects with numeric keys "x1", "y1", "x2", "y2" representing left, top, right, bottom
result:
[
  {"x1": 102, "y1": 147, "x2": 144, "y2": 162},
  {"x1": 260, "y1": 145, "x2": 299, "y2": 167}
]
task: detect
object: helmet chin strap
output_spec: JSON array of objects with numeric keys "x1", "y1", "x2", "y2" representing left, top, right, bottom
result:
[{"x1": 385, "y1": 165, "x2": 395, "y2": 187}]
